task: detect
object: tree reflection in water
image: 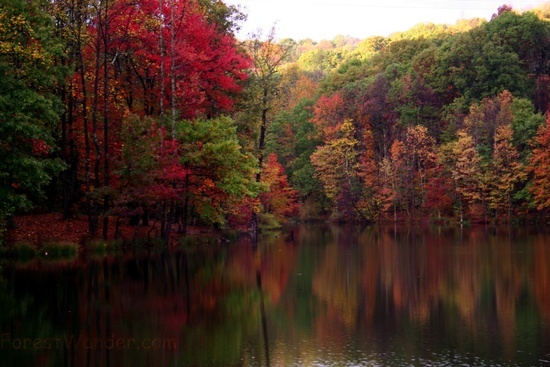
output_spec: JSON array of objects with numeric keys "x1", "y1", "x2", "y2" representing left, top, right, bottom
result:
[{"x1": 1, "y1": 224, "x2": 550, "y2": 366}]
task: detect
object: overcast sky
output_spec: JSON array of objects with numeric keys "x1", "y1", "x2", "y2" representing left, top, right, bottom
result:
[{"x1": 223, "y1": 0, "x2": 548, "y2": 40}]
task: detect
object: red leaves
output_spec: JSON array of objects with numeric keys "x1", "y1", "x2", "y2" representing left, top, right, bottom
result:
[
  {"x1": 424, "y1": 170, "x2": 455, "y2": 218},
  {"x1": 7, "y1": 213, "x2": 163, "y2": 245},
  {"x1": 31, "y1": 138, "x2": 50, "y2": 156},
  {"x1": 157, "y1": 138, "x2": 187, "y2": 182},
  {"x1": 260, "y1": 153, "x2": 299, "y2": 222},
  {"x1": 102, "y1": 0, "x2": 250, "y2": 118},
  {"x1": 313, "y1": 93, "x2": 346, "y2": 141}
]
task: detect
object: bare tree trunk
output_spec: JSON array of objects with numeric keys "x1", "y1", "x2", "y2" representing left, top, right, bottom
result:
[
  {"x1": 181, "y1": 174, "x2": 190, "y2": 235},
  {"x1": 169, "y1": 0, "x2": 176, "y2": 137},
  {"x1": 161, "y1": 200, "x2": 175, "y2": 244},
  {"x1": 78, "y1": 18, "x2": 94, "y2": 235},
  {"x1": 60, "y1": 68, "x2": 70, "y2": 218},
  {"x1": 159, "y1": 0, "x2": 165, "y2": 115},
  {"x1": 89, "y1": 0, "x2": 108, "y2": 237},
  {"x1": 102, "y1": 0, "x2": 110, "y2": 240}
]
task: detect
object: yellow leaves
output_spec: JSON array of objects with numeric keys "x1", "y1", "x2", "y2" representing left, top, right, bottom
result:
[
  {"x1": 446, "y1": 120, "x2": 527, "y2": 219},
  {"x1": 311, "y1": 119, "x2": 360, "y2": 200},
  {"x1": 0, "y1": 11, "x2": 48, "y2": 67},
  {"x1": 0, "y1": 13, "x2": 32, "y2": 40},
  {"x1": 312, "y1": 244, "x2": 359, "y2": 329},
  {"x1": 446, "y1": 129, "x2": 490, "y2": 217},
  {"x1": 311, "y1": 145, "x2": 340, "y2": 200}
]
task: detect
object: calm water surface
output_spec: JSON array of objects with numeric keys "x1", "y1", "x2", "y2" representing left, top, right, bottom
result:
[{"x1": 2, "y1": 224, "x2": 550, "y2": 366}]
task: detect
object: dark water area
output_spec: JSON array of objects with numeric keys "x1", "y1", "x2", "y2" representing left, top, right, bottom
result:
[{"x1": 2, "y1": 224, "x2": 550, "y2": 366}]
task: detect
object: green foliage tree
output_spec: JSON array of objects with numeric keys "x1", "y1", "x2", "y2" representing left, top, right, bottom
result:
[
  {"x1": 354, "y1": 36, "x2": 388, "y2": 60},
  {"x1": 237, "y1": 29, "x2": 294, "y2": 233},
  {"x1": 114, "y1": 115, "x2": 259, "y2": 234},
  {"x1": 510, "y1": 97, "x2": 545, "y2": 156},
  {"x1": 281, "y1": 100, "x2": 327, "y2": 219},
  {"x1": 112, "y1": 115, "x2": 161, "y2": 228},
  {"x1": 432, "y1": 10, "x2": 550, "y2": 108},
  {"x1": 235, "y1": 29, "x2": 293, "y2": 171},
  {"x1": 177, "y1": 116, "x2": 259, "y2": 229},
  {"x1": 0, "y1": 0, "x2": 65, "y2": 237}
]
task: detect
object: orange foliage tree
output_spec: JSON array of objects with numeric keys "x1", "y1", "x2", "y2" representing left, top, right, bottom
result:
[
  {"x1": 403, "y1": 125, "x2": 438, "y2": 213},
  {"x1": 312, "y1": 92, "x2": 347, "y2": 141},
  {"x1": 449, "y1": 130, "x2": 491, "y2": 222},
  {"x1": 311, "y1": 119, "x2": 376, "y2": 222},
  {"x1": 378, "y1": 139, "x2": 406, "y2": 221},
  {"x1": 259, "y1": 153, "x2": 299, "y2": 226},
  {"x1": 528, "y1": 115, "x2": 550, "y2": 211},
  {"x1": 377, "y1": 125, "x2": 438, "y2": 220},
  {"x1": 489, "y1": 124, "x2": 525, "y2": 218}
]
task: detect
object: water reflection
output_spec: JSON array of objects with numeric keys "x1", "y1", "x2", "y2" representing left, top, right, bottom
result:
[{"x1": 1, "y1": 225, "x2": 550, "y2": 366}]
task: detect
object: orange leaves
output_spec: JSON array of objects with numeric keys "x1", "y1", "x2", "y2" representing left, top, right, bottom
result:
[
  {"x1": 528, "y1": 115, "x2": 550, "y2": 211},
  {"x1": 446, "y1": 130, "x2": 491, "y2": 220},
  {"x1": 291, "y1": 74, "x2": 319, "y2": 108},
  {"x1": 260, "y1": 153, "x2": 299, "y2": 222},
  {"x1": 312, "y1": 93, "x2": 346, "y2": 141},
  {"x1": 378, "y1": 125, "x2": 438, "y2": 219},
  {"x1": 404, "y1": 125, "x2": 437, "y2": 168},
  {"x1": 306, "y1": 84, "x2": 546, "y2": 222},
  {"x1": 489, "y1": 124, "x2": 525, "y2": 216},
  {"x1": 464, "y1": 90, "x2": 514, "y2": 148}
]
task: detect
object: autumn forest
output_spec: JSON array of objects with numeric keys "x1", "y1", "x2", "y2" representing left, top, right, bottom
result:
[{"x1": 1, "y1": 0, "x2": 550, "y2": 244}]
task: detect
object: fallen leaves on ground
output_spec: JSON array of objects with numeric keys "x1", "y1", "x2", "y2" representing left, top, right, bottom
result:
[
  {"x1": 7, "y1": 213, "x2": 143, "y2": 246},
  {"x1": 6, "y1": 213, "x2": 212, "y2": 247}
]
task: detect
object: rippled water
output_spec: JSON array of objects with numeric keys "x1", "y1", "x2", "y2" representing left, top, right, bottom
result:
[{"x1": 1, "y1": 224, "x2": 550, "y2": 366}]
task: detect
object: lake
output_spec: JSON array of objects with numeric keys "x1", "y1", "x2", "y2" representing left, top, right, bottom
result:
[{"x1": 1, "y1": 224, "x2": 550, "y2": 366}]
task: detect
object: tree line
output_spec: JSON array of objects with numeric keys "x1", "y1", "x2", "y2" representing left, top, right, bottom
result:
[
  {"x1": 261, "y1": 4, "x2": 550, "y2": 224},
  {"x1": 0, "y1": 0, "x2": 293, "y2": 243},
  {"x1": 1, "y1": 0, "x2": 549, "y2": 244}
]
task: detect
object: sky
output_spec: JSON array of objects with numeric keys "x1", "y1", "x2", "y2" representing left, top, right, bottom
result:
[{"x1": 223, "y1": 0, "x2": 548, "y2": 40}]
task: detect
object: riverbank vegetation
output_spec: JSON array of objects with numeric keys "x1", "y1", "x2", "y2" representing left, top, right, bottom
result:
[{"x1": 1, "y1": 0, "x2": 550, "y2": 245}]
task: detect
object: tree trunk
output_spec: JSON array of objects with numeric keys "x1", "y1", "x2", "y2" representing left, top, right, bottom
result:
[
  {"x1": 162, "y1": 200, "x2": 175, "y2": 244},
  {"x1": 181, "y1": 175, "x2": 190, "y2": 235},
  {"x1": 78, "y1": 21, "x2": 94, "y2": 236},
  {"x1": 256, "y1": 104, "x2": 269, "y2": 183},
  {"x1": 159, "y1": 0, "x2": 165, "y2": 115},
  {"x1": 169, "y1": 0, "x2": 177, "y2": 137},
  {"x1": 102, "y1": 0, "x2": 110, "y2": 240}
]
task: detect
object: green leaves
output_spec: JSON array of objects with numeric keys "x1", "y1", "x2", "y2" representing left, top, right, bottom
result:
[
  {"x1": 431, "y1": 10, "x2": 549, "y2": 104},
  {"x1": 0, "y1": 0, "x2": 64, "y2": 231},
  {"x1": 176, "y1": 116, "x2": 259, "y2": 225}
]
